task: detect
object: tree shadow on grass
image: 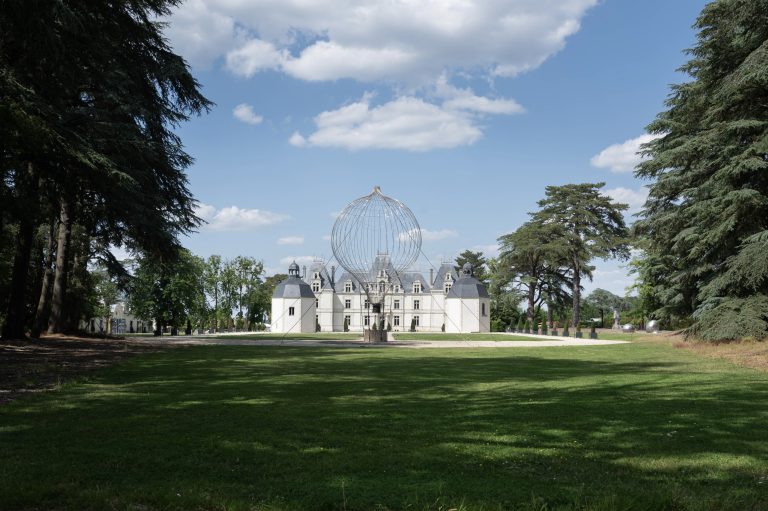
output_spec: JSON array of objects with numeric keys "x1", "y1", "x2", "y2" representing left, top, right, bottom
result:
[{"x1": 1, "y1": 346, "x2": 767, "y2": 510}]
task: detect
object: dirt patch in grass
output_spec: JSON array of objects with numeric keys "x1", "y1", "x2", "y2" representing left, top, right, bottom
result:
[
  {"x1": 675, "y1": 339, "x2": 768, "y2": 372},
  {"x1": 0, "y1": 335, "x2": 169, "y2": 405}
]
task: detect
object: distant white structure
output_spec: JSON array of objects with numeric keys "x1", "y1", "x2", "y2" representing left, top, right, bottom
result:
[
  {"x1": 270, "y1": 256, "x2": 490, "y2": 334},
  {"x1": 80, "y1": 301, "x2": 153, "y2": 334},
  {"x1": 270, "y1": 261, "x2": 317, "y2": 334}
]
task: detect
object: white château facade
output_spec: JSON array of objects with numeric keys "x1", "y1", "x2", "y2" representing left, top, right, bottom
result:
[{"x1": 271, "y1": 256, "x2": 490, "y2": 334}]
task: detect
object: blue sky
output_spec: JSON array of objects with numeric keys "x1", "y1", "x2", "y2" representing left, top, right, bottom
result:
[{"x1": 159, "y1": 0, "x2": 709, "y2": 295}]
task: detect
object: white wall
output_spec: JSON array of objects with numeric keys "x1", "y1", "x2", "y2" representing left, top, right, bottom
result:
[
  {"x1": 271, "y1": 297, "x2": 316, "y2": 333},
  {"x1": 445, "y1": 297, "x2": 491, "y2": 333}
]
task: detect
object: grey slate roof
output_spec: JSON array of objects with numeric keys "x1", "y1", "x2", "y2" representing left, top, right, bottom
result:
[
  {"x1": 273, "y1": 275, "x2": 316, "y2": 299},
  {"x1": 447, "y1": 264, "x2": 490, "y2": 299},
  {"x1": 432, "y1": 263, "x2": 459, "y2": 287}
]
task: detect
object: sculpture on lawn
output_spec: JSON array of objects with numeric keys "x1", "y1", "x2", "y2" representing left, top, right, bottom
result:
[{"x1": 331, "y1": 186, "x2": 421, "y2": 341}]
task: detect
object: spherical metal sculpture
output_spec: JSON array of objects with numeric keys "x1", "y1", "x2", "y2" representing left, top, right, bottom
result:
[
  {"x1": 621, "y1": 323, "x2": 635, "y2": 333},
  {"x1": 331, "y1": 186, "x2": 421, "y2": 320},
  {"x1": 645, "y1": 320, "x2": 660, "y2": 334}
]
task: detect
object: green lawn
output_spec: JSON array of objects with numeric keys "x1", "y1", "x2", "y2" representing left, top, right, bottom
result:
[
  {"x1": 1, "y1": 342, "x2": 767, "y2": 510},
  {"x1": 123, "y1": 332, "x2": 363, "y2": 341},
  {"x1": 392, "y1": 332, "x2": 548, "y2": 341},
  {"x1": 207, "y1": 332, "x2": 362, "y2": 340}
]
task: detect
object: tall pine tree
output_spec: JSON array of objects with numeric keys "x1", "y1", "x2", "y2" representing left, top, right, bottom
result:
[{"x1": 635, "y1": 0, "x2": 768, "y2": 340}]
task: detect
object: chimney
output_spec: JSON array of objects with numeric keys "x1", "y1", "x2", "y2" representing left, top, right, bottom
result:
[
  {"x1": 429, "y1": 268, "x2": 434, "y2": 285},
  {"x1": 331, "y1": 265, "x2": 336, "y2": 286},
  {"x1": 302, "y1": 265, "x2": 307, "y2": 279}
]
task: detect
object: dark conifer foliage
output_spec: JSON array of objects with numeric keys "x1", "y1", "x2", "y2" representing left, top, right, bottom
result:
[
  {"x1": 635, "y1": 0, "x2": 768, "y2": 340},
  {"x1": 0, "y1": 0, "x2": 211, "y2": 338}
]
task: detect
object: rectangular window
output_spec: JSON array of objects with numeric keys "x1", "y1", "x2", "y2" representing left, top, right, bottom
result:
[
  {"x1": 414, "y1": 315, "x2": 420, "y2": 326},
  {"x1": 315, "y1": 299, "x2": 319, "y2": 307},
  {"x1": 312, "y1": 282, "x2": 320, "y2": 292},
  {"x1": 444, "y1": 283, "x2": 452, "y2": 293},
  {"x1": 482, "y1": 303, "x2": 487, "y2": 316},
  {"x1": 345, "y1": 315, "x2": 351, "y2": 325},
  {"x1": 345, "y1": 282, "x2": 352, "y2": 293},
  {"x1": 364, "y1": 315, "x2": 370, "y2": 326},
  {"x1": 344, "y1": 299, "x2": 351, "y2": 309},
  {"x1": 413, "y1": 282, "x2": 421, "y2": 293},
  {"x1": 394, "y1": 315, "x2": 400, "y2": 326},
  {"x1": 364, "y1": 299, "x2": 370, "y2": 309},
  {"x1": 394, "y1": 300, "x2": 400, "y2": 309},
  {"x1": 288, "y1": 307, "x2": 295, "y2": 316},
  {"x1": 414, "y1": 299, "x2": 420, "y2": 310}
]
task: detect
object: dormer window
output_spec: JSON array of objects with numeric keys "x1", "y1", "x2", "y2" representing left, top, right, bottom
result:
[
  {"x1": 444, "y1": 282, "x2": 452, "y2": 293},
  {"x1": 312, "y1": 282, "x2": 320, "y2": 293},
  {"x1": 413, "y1": 282, "x2": 421, "y2": 294},
  {"x1": 344, "y1": 282, "x2": 352, "y2": 293},
  {"x1": 313, "y1": 272, "x2": 320, "y2": 279}
]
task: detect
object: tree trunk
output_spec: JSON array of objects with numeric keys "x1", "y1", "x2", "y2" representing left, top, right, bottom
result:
[
  {"x1": 527, "y1": 281, "x2": 536, "y2": 326},
  {"x1": 571, "y1": 260, "x2": 581, "y2": 328},
  {"x1": 1, "y1": 163, "x2": 38, "y2": 340},
  {"x1": 546, "y1": 301, "x2": 553, "y2": 328},
  {"x1": 154, "y1": 317, "x2": 162, "y2": 336},
  {"x1": 213, "y1": 289, "x2": 218, "y2": 332},
  {"x1": 32, "y1": 220, "x2": 56, "y2": 337},
  {"x1": 47, "y1": 197, "x2": 73, "y2": 334},
  {"x1": 64, "y1": 247, "x2": 88, "y2": 331}
]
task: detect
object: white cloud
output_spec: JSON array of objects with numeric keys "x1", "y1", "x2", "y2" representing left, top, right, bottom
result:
[
  {"x1": 583, "y1": 264, "x2": 636, "y2": 297},
  {"x1": 437, "y1": 75, "x2": 525, "y2": 115},
  {"x1": 279, "y1": 256, "x2": 317, "y2": 267},
  {"x1": 277, "y1": 236, "x2": 304, "y2": 245},
  {"x1": 195, "y1": 203, "x2": 289, "y2": 231},
  {"x1": 225, "y1": 39, "x2": 286, "y2": 77},
  {"x1": 591, "y1": 134, "x2": 661, "y2": 173},
  {"x1": 232, "y1": 103, "x2": 263, "y2": 125},
  {"x1": 472, "y1": 244, "x2": 500, "y2": 257},
  {"x1": 605, "y1": 187, "x2": 649, "y2": 214},
  {"x1": 282, "y1": 41, "x2": 418, "y2": 82},
  {"x1": 291, "y1": 95, "x2": 485, "y2": 151},
  {"x1": 168, "y1": 1, "x2": 598, "y2": 83},
  {"x1": 164, "y1": 0, "x2": 238, "y2": 69},
  {"x1": 321, "y1": 235, "x2": 332, "y2": 241},
  {"x1": 399, "y1": 228, "x2": 459, "y2": 242}
]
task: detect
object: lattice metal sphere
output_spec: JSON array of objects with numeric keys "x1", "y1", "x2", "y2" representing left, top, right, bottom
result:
[{"x1": 331, "y1": 186, "x2": 421, "y2": 304}]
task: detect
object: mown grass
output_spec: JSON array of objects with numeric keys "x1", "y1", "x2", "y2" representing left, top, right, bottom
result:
[
  {"x1": 392, "y1": 332, "x2": 548, "y2": 341},
  {"x1": 208, "y1": 332, "x2": 362, "y2": 340},
  {"x1": 123, "y1": 332, "x2": 363, "y2": 341},
  {"x1": 1, "y1": 342, "x2": 767, "y2": 510}
]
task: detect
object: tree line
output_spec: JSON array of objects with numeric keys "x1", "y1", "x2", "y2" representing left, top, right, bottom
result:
[
  {"x1": 126, "y1": 252, "x2": 285, "y2": 335},
  {"x1": 452, "y1": 182, "x2": 631, "y2": 333},
  {"x1": 2, "y1": 0, "x2": 766, "y2": 342}
]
